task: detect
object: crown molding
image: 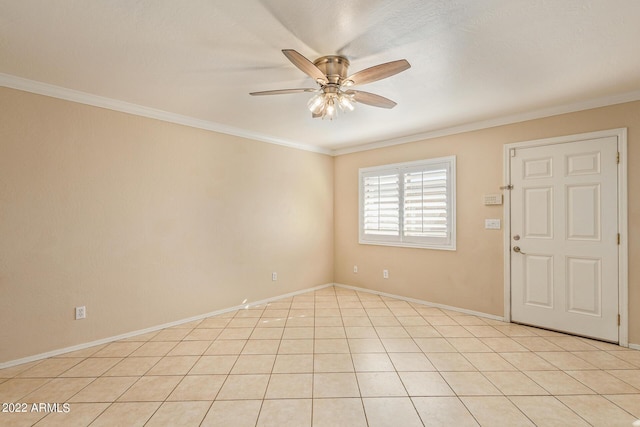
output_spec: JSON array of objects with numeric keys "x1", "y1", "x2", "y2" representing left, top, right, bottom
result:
[
  {"x1": 0, "y1": 73, "x2": 332, "y2": 156},
  {"x1": 3, "y1": 73, "x2": 639, "y2": 158},
  {"x1": 331, "y1": 89, "x2": 640, "y2": 156}
]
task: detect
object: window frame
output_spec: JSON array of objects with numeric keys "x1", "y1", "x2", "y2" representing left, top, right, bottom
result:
[{"x1": 358, "y1": 155, "x2": 456, "y2": 251}]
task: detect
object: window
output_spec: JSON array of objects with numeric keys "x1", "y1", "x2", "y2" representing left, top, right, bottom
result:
[{"x1": 359, "y1": 156, "x2": 456, "y2": 250}]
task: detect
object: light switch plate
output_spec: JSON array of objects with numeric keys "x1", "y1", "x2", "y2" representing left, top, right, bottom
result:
[{"x1": 485, "y1": 219, "x2": 501, "y2": 230}]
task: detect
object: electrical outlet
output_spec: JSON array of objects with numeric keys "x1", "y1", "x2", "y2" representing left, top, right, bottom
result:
[
  {"x1": 75, "y1": 306, "x2": 86, "y2": 320},
  {"x1": 383, "y1": 269, "x2": 389, "y2": 279},
  {"x1": 353, "y1": 265, "x2": 358, "y2": 273},
  {"x1": 272, "y1": 272, "x2": 277, "y2": 281}
]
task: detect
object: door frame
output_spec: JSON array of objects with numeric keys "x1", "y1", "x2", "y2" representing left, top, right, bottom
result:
[{"x1": 502, "y1": 128, "x2": 628, "y2": 346}]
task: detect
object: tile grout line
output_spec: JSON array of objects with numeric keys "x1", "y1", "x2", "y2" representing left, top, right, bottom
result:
[{"x1": 2, "y1": 285, "x2": 640, "y2": 426}]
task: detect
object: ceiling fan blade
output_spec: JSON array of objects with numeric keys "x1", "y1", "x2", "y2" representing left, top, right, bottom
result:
[
  {"x1": 347, "y1": 90, "x2": 397, "y2": 109},
  {"x1": 346, "y1": 59, "x2": 410, "y2": 86},
  {"x1": 250, "y1": 88, "x2": 317, "y2": 96},
  {"x1": 282, "y1": 49, "x2": 328, "y2": 84}
]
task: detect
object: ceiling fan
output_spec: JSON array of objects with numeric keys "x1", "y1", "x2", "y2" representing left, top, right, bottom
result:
[{"x1": 250, "y1": 49, "x2": 411, "y2": 120}]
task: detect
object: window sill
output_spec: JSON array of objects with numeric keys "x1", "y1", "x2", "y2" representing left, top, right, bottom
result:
[{"x1": 358, "y1": 239, "x2": 456, "y2": 251}]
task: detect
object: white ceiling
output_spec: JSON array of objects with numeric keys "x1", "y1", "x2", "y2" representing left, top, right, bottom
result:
[{"x1": 1, "y1": 0, "x2": 640, "y2": 154}]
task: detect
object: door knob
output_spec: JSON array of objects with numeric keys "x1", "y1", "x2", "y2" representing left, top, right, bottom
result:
[{"x1": 513, "y1": 246, "x2": 527, "y2": 254}]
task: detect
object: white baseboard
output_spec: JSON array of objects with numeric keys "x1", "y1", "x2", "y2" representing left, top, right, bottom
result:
[
  {"x1": 333, "y1": 283, "x2": 506, "y2": 322},
  {"x1": 334, "y1": 284, "x2": 640, "y2": 351},
  {"x1": 0, "y1": 283, "x2": 333, "y2": 370},
  {"x1": 3, "y1": 282, "x2": 636, "y2": 369}
]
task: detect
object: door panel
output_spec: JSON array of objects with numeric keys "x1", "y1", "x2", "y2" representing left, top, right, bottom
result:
[
  {"x1": 510, "y1": 136, "x2": 618, "y2": 342},
  {"x1": 524, "y1": 187, "x2": 553, "y2": 238},
  {"x1": 566, "y1": 257, "x2": 601, "y2": 316},
  {"x1": 523, "y1": 157, "x2": 553, "y2": 179},
  {"x1": 566, "y1": 184, "x2": 601, "y2": 240},
  {"x1": 566, "y1": 151, "x2": 600, "y2": 175},
  {"x1": 524, "y1": 255, "x2": 554, "y2": 308}
]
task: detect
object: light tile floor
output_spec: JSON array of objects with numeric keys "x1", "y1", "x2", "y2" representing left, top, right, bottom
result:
[{"x1": 1, "y1": 286, "x2": 639, "y2": 426}]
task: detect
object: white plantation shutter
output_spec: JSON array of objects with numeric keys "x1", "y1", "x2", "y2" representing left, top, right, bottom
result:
[
  {"x1": 362, "y1": 174, "x2": 400, "y2": 236},
  {"x1": 403, "y1": 165, "x2": 449, "y2": 240},
  {"x1": 359, "y1": 156, "x2": 455, "y2": 250}
]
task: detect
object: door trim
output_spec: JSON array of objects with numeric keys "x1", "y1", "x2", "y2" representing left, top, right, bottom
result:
[{"x1": 503, "y1": 128, "x2": 628, "y2": 346}]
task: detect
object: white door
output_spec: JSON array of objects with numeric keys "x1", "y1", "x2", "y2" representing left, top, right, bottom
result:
[{"x1": 510, "y1": 136, "x2": 619, "y2": 342}]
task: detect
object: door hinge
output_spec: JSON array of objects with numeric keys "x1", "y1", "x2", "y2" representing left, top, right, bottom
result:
[
  {"x1": 618, "y1": 314, "x2": 621, "y2": 326},
  {"x1": 500, "y1": 184, "x2": 514, "y2": 190},
  {"x1": 617, "y1": 152, "x2": 620, "y2": 164},
  {"x1": 617, "y1": 233, "x2": 620, "y2": 245}
]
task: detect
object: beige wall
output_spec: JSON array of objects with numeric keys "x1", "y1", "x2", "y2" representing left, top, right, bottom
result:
[
  {"x1": 334, "y1": 101, "x2": 640, "y2": 344},
  {"x1": 0, "y1": 87, "x2": 334, "y2": 363},
  {"x1": 1, "y1": 86, "x2": 638, "y2": 365}
]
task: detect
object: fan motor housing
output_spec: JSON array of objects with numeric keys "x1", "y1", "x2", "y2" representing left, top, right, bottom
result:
[{"x1": 313, "y1": 55, "x2": 350, "y2": 85}]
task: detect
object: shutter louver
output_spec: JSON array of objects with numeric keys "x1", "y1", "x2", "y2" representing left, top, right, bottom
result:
[{"x1": 363, "y1": 174, "x2": 400, "y2": 236}]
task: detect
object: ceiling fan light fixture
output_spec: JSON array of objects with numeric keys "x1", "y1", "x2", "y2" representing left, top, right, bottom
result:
[
  {"x1": 339, "y1": 94, "x2": 355, "y2": 111},
  {"x1": 325, "y1": 98, "x2": 336, "y2": 119},
  {"x1": 307, "y1": 93, "x2": 325, "y2": 114},
  {"x1": 307, "y1": 92, "x2": 355, "y2": 120}
]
